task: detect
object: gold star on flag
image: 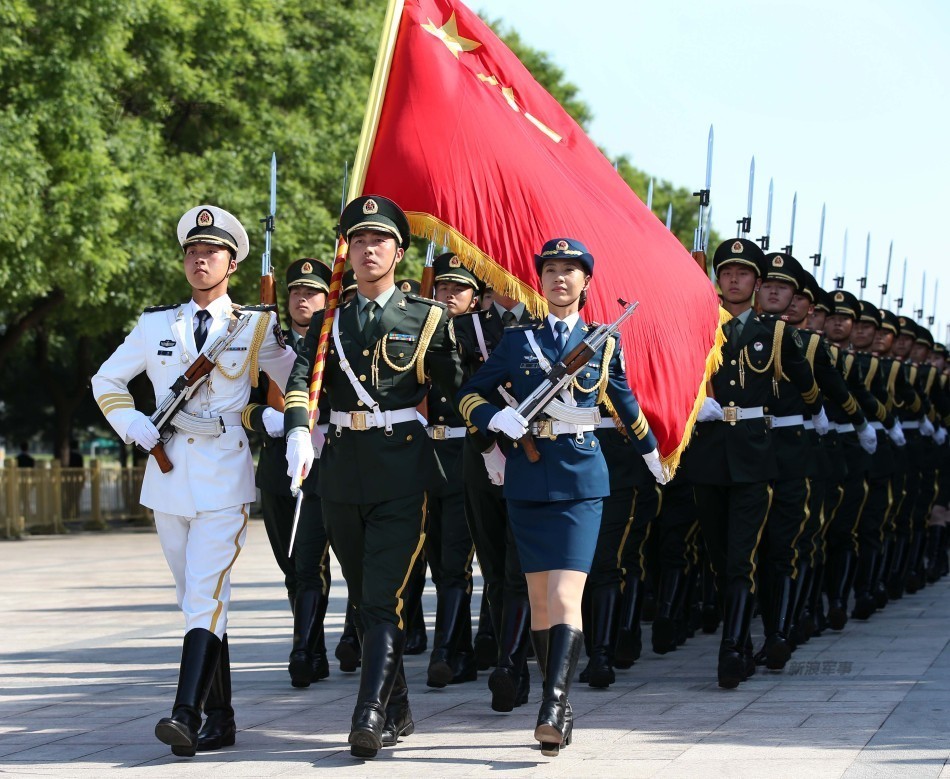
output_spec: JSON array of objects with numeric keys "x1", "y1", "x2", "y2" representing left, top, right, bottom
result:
[{"x1": 421, "y1": 12, "x2": 481, "y2": 59}]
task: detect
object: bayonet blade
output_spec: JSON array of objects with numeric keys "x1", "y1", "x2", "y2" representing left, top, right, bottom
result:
[
  {"x1": 646, "y1": 178, "x2": 654, "y2": 211},
  {"x1": 817, "y1": 203, "x2": 825, "y2": 255},
  {"x1": 860, "y1": 232, "x2": 871, "y2": 299},
  {"x1": 269, "y1": 152, "x2": 277, "y2": 215},
  {"x1": 765, "y1": 179, "x2": 773, "y2": 236},
  {"x1": 839, "y1": 229, "x2": 849, "y2": 289},
  {"x1": 898, "y1": 258, "x2": 907, "y2": 311},
  {"x1": 788, "y1": 192, "x2": 797, "y2": 250},
  {"x1": 666, "y1": 202, "x2": 673, "y2": 231},
  {"x1": 741, "y1": 156, "x2": 754, "y2": 236},
  {"x1": 705, "y1": 125, "x2": 714, "y2": 190}
]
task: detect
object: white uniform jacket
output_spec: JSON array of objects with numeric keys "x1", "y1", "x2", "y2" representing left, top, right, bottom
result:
[{"x1": 92, "y1": 295, "x2": 296, "y2": 517}]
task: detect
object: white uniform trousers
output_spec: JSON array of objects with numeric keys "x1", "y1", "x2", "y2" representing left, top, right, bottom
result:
[{"x1": 153, "y1": 504, "x2": 250, "y2": 639}]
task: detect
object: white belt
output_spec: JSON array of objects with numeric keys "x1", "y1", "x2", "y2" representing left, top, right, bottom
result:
[
  {"x1": 835, "y1": 423, "x2": 855, "y2": 433},
  {"x1": 597, "y1": 418, "x2": 618, "y2": 429},
  {"x1": 531, "y1": 420, "x2": 598, "y2": 440},
  {"x1": 172, "y1": 411, "x2": 243, "y2": 437},
  {"x1": 330, "y1": 407, "x2": 418, "y2": 432},
  {"x1": 870, "y1": 421, "x2": 885, "y2": 431},
  {"x1": 902, "y1": 420, "x2": 920, "y2": 430},
  {"x1": 768, "y1": 414, "x2": 804, "y2": 429},
  {"x1": 803, "y1": 420, "x2": 815, "y2": 430},
  {"x1": 427, "y1": 425, "x2": 467, "y2": 440},
  {"x1": 718, "y1": 406, "x2": 764, "y2": 422}
]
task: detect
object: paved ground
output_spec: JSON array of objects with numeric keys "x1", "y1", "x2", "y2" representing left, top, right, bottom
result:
[{"x1": 2, "y1": 521, "x2": 949, "y2": 778}]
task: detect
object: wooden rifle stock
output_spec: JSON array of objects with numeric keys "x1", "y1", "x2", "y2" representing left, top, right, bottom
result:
[
  {"x1": 691, "y1": 250, "x2": 707, "y2": 275},
  {"x1": 420, "y1": 265, "x2": 435, "y2": 299},
  {"x1": 519, "y1": 433, "x2": 541, "y2": 463},
  {"x1": 149, "y1": 442, "x2": 174, "y2": 473}
]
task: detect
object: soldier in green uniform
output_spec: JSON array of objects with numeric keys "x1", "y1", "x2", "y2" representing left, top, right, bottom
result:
[
  {"x1": 283, "y1": 195, "x2": 462, "y2": 759},
  {"x1": 239, "y1": 259, "x2": 334, "y2": 692},
  {"x1": 925, "y1": 343, "x2": 950, "y2": 581},
  {"x1": 681, "y1": 238, "x2": 825, "y2": 689},
  {"x1": 452, "y1": 286, "x2": 538, "y2": 711},
  {"x1": 424, "y1": 253, "x2": 481, "y2": 687}
]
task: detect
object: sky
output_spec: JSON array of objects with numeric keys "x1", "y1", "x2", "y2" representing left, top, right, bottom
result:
[{"x1": 474, "y1": 0, "x2": 950, "y2": 336}]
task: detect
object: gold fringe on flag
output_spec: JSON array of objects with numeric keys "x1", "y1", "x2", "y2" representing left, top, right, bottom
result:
[
  {"x1": 406, "y1": 211, "x2": 548, "y2": 320},
  {"x1": 660, "y1": 305, "x2": 732, "y2": 477}
]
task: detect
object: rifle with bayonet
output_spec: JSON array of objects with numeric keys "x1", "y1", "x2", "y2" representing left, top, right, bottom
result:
[
  {"x1": 858, "y1": 232, "x2": 871, "y2": 300},
  {"x1": 897, "y1": 258, "x2": 907, "y2": 311},
  {"x1": 419, "y1": 240, "x2": 436, "y2": 298},
  {"x1": 782, "y1": 192, "x2": 797, "y2": 255},
  {"x1": 259, "y1": 153, "x2": 285, "y2": 411},
  {"x1": 692, "y1": 125, "x2": 713, "y2": 274},
  {"x1": 834, "y1": 230, "x2": 849, "y2": 290},
  {"x1": 138, "y1": 314, "x2": 254, "y2": 473},
  {"x1": 879, "y1": 241, "x2": 893, "y2": 308},
  {"x1": 737, "y1": 156, "x2": 754, "y2": 237},
  {"x1": 810, "y1": 203, "x2": 825, "y2": 269},
  {"x1": 509, "y1": 300, "x2": 639, "y2": 463},
  {"x1": 758, "y1": 178, "x2": 773, "y2": 250}
]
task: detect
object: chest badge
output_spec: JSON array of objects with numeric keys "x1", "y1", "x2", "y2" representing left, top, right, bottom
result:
[
  {"x1": 753, "y1": 341, "x2": 764, "y2": 352},
  {"x1": 160, "y1": 339, "x2": 176, "y2": 348}
]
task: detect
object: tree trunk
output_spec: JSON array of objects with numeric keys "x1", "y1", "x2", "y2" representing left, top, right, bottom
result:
[
  {"x1": 36, "y1": 331, "x2": 92, "y2": 466},
  {"x1": 0, "y1": 289, "x2": 66, "y2": 372}
]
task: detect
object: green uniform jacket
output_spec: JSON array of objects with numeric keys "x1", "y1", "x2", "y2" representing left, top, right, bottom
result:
[{"x1": 284, "y1": 289, "x2": 462, "y2": 504}]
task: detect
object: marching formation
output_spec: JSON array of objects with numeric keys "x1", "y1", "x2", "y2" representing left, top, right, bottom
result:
[{"x1": 92, "y1": 196, "x2": 950, "y2": 761}]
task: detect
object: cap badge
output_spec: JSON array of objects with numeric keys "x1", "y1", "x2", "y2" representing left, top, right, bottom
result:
[
  {"x1": 363, "y1": 199, "x2": 379, "y2": 215},
  {"x1": 731, "y1": 240, "x2": 743, "y2": 253},
  {"x1": 301, "y1": 261, "x2": 313, "y2": 274},
  {"x1": 196, "y1": 209, "x2": 214, "y2": 228},
  {"x1": 834, "y1": 292, "x2": 845, "y2": 302},
  {"x1": 772, "y1": 256, "x2": 784, "y2": 267},
  {"x1": 449, "y1": 255, "x2": 461, "y2": 268},
  {"x1": 556, "y1": 240, "x2": 569, "y2": 252},
  {"x1": 400, "y1": 281, "x2": 412, "y2": 292}
]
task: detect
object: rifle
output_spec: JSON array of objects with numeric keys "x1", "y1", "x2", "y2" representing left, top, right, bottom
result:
[
  {"x1": 260, "y1": 153, "x2": 285, "y2": 411},
  {"x1": 419, "y1": 240, "x2": 436, "y2": 298},
  {"x1": 692, "y1": 125, "x2": 713, "y2": 274},
  {"x1": 810, "y1": 203, "x2": 825, "y2": 268},
  {"x1": 897, "y1": 258, "x2": 907, "y2": 312},
  {"x1": 834, "y1": 230, "x2": 849, "y2": 290},
  {"x1": 879, "y1": 240, "x2": 893, "y2": 307},
  {"x1": 510, "y1": 300, "x2": 639, "y2": 463},
  {"x1": 782, "y1": 192, "x2": 797, "y2": 255},
  {"x1": 737, "y1": 155, "x2": 754, "y2": 237},
  {"x1": 138, "y1": 314, "x2": 254, "y2": 472},
  {"x1": 646, "y1": 178, "x2": 654, "y2": 212},
  {"x1": 758, "y1": 178, "x2": 773, "y2": 250},
  {"x1": 858, "y1": 232, "x2": 871, "y2": 300}
]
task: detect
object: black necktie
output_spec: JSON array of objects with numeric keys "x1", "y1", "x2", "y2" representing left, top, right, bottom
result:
[
  {"x1": 194, "y1": 310, "x2": 211, "y2": 352},
  {"x1": 502, "y1": 310, "x2": 516, "y2": 328}
]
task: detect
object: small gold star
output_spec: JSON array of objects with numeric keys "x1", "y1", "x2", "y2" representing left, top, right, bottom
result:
[{"x1": 421, "y1": 12, "x2": 481, "y2": 59}]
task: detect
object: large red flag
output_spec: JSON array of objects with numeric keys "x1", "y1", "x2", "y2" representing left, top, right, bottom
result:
[{"x1": 349, "y1": 0, "x2": 725, "y2": 471}]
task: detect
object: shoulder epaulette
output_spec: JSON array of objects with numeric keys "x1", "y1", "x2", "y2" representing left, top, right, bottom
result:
[
  {"x1": 405, "y1": 293, "x2": 446, "y2": 309},
  {"x1": 143, "y1": 303, "x2": 182, "y2": 313}
]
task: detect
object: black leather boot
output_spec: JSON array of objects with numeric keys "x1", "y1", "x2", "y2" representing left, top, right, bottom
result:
[
  {"x1": 764, "y1": 576, "x2": 794, "y2": 671},
  {"x1": 155, "y1": 628, "x2": 221, "y2": 757},
  {"x1": 717, "y1": 584, "x2": 750, "y2": 689},
  {"x1": 826, "y1": 550, "x2": 854, "y2": 631},
  {"x1": 427, "y1": 587, "x2": 470, "y2": 688},
  {"x1": 586, "y1": 585, "x2": 619, "y2": 688},
  {"x1": 474, "y1": 593, "x2": 497, "y2": 671},
  {"x1": 851, "y1": 550, "x2": 878, "y2": 621},
  {"x1": 289, "y1": 590, "x2": 326, "y2": 687},
  {"x1": 197, "y1": 633, "x2": 235, "y2": 751},
  {"x1": 887, "y1": 536, "x2": 908, "y2": 600},
  {"x1": 403, "y1": 561, "x2": 428, "y2": 655},
  {"x1": 336, "y1": 601, "x2": 362, "y2": 672},
  {"x1": 873, "y1": 537, "x2": 891, "y2": 609},
  {"x1": 381, "y1": 660, "x2": 414, "y2": 747},
  {"x1": 613, "y1": 572, "x2": 644, "y2": 668},
  {"x1": 534, "y1": 624, "x2": 582, "y2": 756},
  {"x1": 449, "y1": 603, "x2": 478, "y2": 683},
  {"x1": 349, "y1": 622, "x2": 404, "y2": 759},
  {"x1": 651, "y1": 569, "x2": 684, "y2": 655},
  {"x1": 488, "y1": 597, "x2": 531, "y2": 712},
  {"x1": 925, "y1": 525, "x2": 945, "y2": 583},
  {"x1": 792, "y1": 564, "x2": 814, "y2": 646},
  {"x1": 530, "y1": 628, "x2": 562, "y2": 755},
  {"x1": 905, "y1": 529, "x2": 926, "y2": 593}
]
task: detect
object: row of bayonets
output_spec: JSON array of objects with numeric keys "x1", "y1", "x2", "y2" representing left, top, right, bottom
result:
[{"x1": 654, "y1": 125, "x2": 937, "y2": 326}]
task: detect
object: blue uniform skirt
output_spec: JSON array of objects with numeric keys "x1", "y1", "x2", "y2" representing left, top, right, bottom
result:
[{"x1": 506, "y1": 497, "x2": 604, "y2": 574}]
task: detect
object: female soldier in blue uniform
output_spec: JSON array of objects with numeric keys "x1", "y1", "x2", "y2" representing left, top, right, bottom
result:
[{"x1": 457, "y1": 238, "x2": 666, "y2": 755}]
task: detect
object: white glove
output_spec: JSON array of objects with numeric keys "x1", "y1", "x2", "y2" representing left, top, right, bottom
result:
[
  {"x1": 481, "y1": 443, "x2": 506, "y2": 486},
  {"x1": 936, "y1": 426, "x2": 947, "y2": 446},
  {"x1": 312, "y1": 425, "x2": 326, "y2": 460},
  {"x1": 921, "y1": 416, "x2": 936, "y2": 438},
  {"x1": 857, "y1": 424, "x2": 877, "y2": 454},
  {"x1": 887, "y1": 420, "x2": 906, "y2": 447},
  {"x1": 127, "y1": 413, "x2": 160, "y2": 450},
  {"x1": 696, "y1": 397, "x2": 723, "y2": 423},
  {"x1": 286, "y1": 427, "x2": 315, "y2": 486},
  {"x1": 488, "y1": 407, "x2": 529, "y2": 440},
  {"x1": 642, "y1": 448, "x2": 669, "y2": 485},
  {"x1": 811, "y1": 407, "x2": 830, "y2": 437},
  {"x1": 262, "y1": 407, "x2": 285, "y2": 438}
]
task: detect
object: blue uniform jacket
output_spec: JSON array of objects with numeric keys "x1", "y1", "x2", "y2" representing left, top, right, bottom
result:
[{"x1": 457, "y1": 318, "x2": 657, "y2": 502}]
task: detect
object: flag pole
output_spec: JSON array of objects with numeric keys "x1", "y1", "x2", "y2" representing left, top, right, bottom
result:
[{"x1": 348, "y1": 0, "x2": 406, "y2": 202}]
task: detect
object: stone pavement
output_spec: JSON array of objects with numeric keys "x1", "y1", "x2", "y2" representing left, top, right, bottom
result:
[{"x1": 2, "y1": 521, "x2": 949, "y2": 778}]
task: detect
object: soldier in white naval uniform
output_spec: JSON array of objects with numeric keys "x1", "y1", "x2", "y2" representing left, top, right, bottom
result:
[{"x1": 92, "y1": 205, "x2": 295, "y2": 756}]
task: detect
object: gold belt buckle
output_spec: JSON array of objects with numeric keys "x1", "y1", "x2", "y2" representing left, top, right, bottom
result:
[
  {"x1": 722, "y1": 407, "x2": 738, "y2": 423},
  {"x1": 535, "y1": 419, "x2": 556, "y2": 440},
  {"x1": 430, "y1": 425, "x2": 447, "y2": 440},
  {"x1": 350, "y1": 411, "x2": 368, "y2": 431}
]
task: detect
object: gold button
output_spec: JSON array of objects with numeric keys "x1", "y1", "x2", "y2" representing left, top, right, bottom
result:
[
  {"x1": 439, "y1": 416, "x2": 445, "y2": 422},
  {"x1": 730, "y1": 380, "x2": 736, "y2": 386},
  {"x1": 729, "y1": 401, "x2": 736, "y2": 407},
  {"x1": 590, "y1": 440, "x2": 596, "y2": 447},
  {"x1": 730, "y1": 421, "x2": 736, "y2": 426},
  {"x1": 525, "y1": 370, "x2": 530, "y2": 375},
  {"x1": 407, "y1": 434, "x2": 413, "y2": 442},
  {"x1": 357, "y1": 401, "x2": 364, "y2": 407},
  {"x1": 363, "y1": 349, "x2": 370, "y2": 356},
  {"x1": 161, "y1": 360, "x2": 166, "y2": 365},
  {"x1": 187, "y1": 438, "x2": 195, "y2": 444},
  {"x1": 763, "y1": 407, "x2": 769, "y2": 413},
  {"x1": 479, "y1": 356, "x2": 484, "y2": 362},
  {"x1": 359, "y1": 374, "x2": 367, "y2": 381},
  {"x1": 585, "y1": 372, "x2": 591, "y2": 378},
  {"x1": 730, "y1": 359, "x2": 737, "y2": 366},
  {"x1": 513, "y1": 442, "x2": 519, "y2": 448},
  {"x1": 239, "y1": 441, "x2": 244, "y2": 448},
  {"x1": 441, "y1": 397, "x2": 447, "y2": 402},
  {"x1": 505, "y1": 382, "x2": 512, "y2": 388}
]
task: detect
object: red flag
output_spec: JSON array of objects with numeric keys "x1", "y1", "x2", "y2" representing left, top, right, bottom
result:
[{"x1": 350, "y1": 0, "x2": 725, "y2": 471}]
